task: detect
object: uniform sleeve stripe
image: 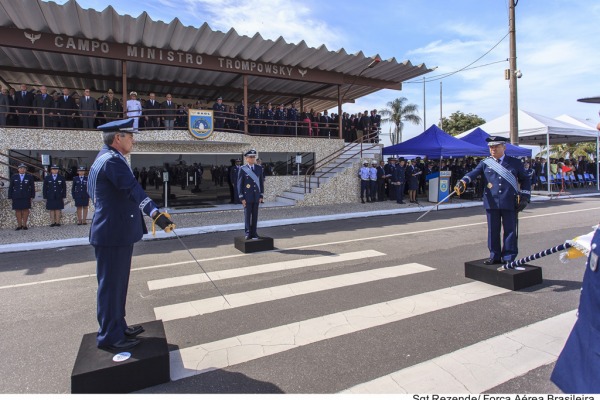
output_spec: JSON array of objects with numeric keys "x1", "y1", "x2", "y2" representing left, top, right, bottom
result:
[{"x1": 139, "y1": 197, "x2": 152, "y2": 212}]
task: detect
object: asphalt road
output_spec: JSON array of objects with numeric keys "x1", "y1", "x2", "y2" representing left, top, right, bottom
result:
[{"x1": 1, "y1": 197, "x2": 598, "y2": 394}]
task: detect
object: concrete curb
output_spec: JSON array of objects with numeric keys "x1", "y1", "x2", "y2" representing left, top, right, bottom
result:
[{"x1": 1, "y1": 193, "x2": 598, "y2": 254}]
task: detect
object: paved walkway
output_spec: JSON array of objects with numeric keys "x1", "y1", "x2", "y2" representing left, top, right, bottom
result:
[{"x1": 1, "y1": 190, "x2": 598, "y2": 253}]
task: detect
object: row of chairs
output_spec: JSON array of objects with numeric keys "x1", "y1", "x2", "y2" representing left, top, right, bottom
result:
[{"x1": 538, "y1": 173, "x2": 597, "y2": 191}]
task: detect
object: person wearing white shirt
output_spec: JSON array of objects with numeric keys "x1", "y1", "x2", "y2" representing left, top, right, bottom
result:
[{"x1": 126, "y1": 91, "x2": 142, "y2": 131}]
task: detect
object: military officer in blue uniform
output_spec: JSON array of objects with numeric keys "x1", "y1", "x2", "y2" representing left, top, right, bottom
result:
[
  {"x1": 43, "y1": 164, "x2": 67, "y2": 227},
  {"x1": 551, "y1": 226, "x2": 600, "y2": 393},
  {"x1": 88, "y1": 118, "x2": 175, "y2": 351},
  {"x1": 456, "y1": 136, "x2": 531, "y2": 265},
  {"x1": 8, "y1": 163, "x2": 35, "y2": 230},
  {"x1": 369, "y1": 160, "x2": 378, "y2": 202},
  {"x1": 384, "y1": 157, "x2": 396, "y2": 200},
  {"x1": 358, "y1": 160, "x2": 371, "y2": 203},
  {"x1": 274, "y1": 103, "x2": 286, "y2": 135},
  {"x1": 237, "y1": 149, "x2": 264, "y2": 239},
  {"x1": 71, "y1": 166, "x2": 90, "y2": 225},
  {"x1": 212, "y1": 96, "x2": 226, "y2": 130},
  {"x1": 248, "y1": 101, "x2": 261, "y2": 134},
  {"x1": 391, "y1": 158, "x2": 407, "y2": 204}
]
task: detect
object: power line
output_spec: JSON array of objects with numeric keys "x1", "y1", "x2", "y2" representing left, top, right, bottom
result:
[
  {"x1": 403, "y1": 59, "x2": 508, "y2": 84},
  {"x1": 404, "y1": 31, "x2": 510, "y2": 84}
]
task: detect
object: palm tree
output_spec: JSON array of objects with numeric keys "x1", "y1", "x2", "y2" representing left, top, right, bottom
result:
[
  {"x1": 538, "y1": 142, "x2": 596, "y2": 160},
  {"x1": 379, "y1": 97, "x2": 421, "y2": 144}
]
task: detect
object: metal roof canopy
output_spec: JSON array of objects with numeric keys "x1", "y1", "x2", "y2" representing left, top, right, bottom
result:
[{"x1": 0, "y1": 0, "x2": 432, "y2": 112}]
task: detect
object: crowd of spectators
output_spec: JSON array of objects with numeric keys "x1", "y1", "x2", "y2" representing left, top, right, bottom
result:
[{"x1": 0, "y1": 84, "x2": 383, "y2": 141}]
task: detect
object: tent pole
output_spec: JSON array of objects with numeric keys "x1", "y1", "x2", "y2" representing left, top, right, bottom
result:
[
  {"x1": 546, "y1": 132, "x2": 551, "y2": 193},
  {"x1": 596, "y1": 130, "x2": 600, "y2": 191}
]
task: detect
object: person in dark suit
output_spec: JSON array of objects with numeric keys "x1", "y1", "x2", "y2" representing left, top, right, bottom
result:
[
  {"x1": 56, "y1": 87, "x2": 77, "y2": 128},
  {"x1": 0, "y1": 87, "x2": 9, "y2": 126},
  {"x1": 161, "y1": 94, "x2": 177, "y2": 129},
  {"x1": 79, "y1": 88, "x2": 97, "y2": 129},
  {"x1": 392, "y1": 158, "x2": 407, "y2": 204},
  {"x1": 456, "y1": 136, "x2": 531, "y2": 265},
  {"x1": 32, "y1": 85, "x2": 55, "y2": 127},
  {"x1": 88, "y1": 118, "x2": 175, "y2": 350},
  {"x1": 144, "y1": 92, "x2": 161, "y2": 128},
  {"x1": 71, "y1": 166, "x2": 90, "y2": 225},
  {"x1": 237, "y1": 149, "x2": 264, "y2": 239},
  {"x1": 43, "y1": 165, "x2": 67, "y2": 226},
  {"x1": 320, "y1": 110, "x2": 331, "y2": 137},
  {"x1": 15, "y1": 83, "x2": 35, "y2": 127},
  {"x1": 8, "y1": 163, "x2": 36, "y2": 230},
  {"x1": 376, "y1": 160, "x2": 386, "y2": 201}
]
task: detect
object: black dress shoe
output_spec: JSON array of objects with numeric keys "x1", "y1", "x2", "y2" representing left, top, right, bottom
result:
[
  {"x1": 15, "y1": 226, "x2": 22, "y2": 231},
  {"x1": 483, "y1": 258, "x2": 502, "y2": 265},
  {"x1": 50, "y1": 223, "x2": 56, "y2": 227},
  {"x1": 125, "y1": 325, "x2": 144, "y2": 337},
  {"x1": 55, "y1": 223, "x2": 61, "y2": 227},
  {"x1": 22, "y1": 226, "x2": 28, "y2": 230},
  {"x1": 245, "y1": 235, "x2": 251, "y2": 240},
  {"x1": 98, "y1": 338, "x2": 140, "y2": 351}
]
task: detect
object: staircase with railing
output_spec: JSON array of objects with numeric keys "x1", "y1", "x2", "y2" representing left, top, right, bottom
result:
[{"x1": 275, "y1": 131, "x2": 382, "y2": 205}]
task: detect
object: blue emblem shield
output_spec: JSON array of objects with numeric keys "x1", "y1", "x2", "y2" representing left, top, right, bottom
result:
[{"x1": 189, "y1": 110, "x2": 214, "y2": 139}]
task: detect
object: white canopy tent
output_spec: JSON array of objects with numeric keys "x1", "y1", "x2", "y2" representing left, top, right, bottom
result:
[{"x1": 457, "y1": 109, "x2": 600, "y2": 192}]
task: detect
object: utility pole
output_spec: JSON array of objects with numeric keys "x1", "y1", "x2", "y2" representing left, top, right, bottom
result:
[
  {"x1": 423, "y1": 76, "x2": 426, "y2": 131},
  {"x1": 509, "y1": 0, "x2": 519, "y2": 144},
  {"x1": 439, "y1": 81, "x2": 443, "y2": 129}
]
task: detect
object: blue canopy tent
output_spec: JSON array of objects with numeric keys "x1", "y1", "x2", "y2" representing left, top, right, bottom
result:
[
  {"x1": 382, "y1": 125, "x2": 489, "y2": 158},
  {"x1": 459, "y1": 127, "x2": 532, "y2": 157}
]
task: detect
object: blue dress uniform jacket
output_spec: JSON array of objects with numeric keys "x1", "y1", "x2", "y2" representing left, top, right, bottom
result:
[
  {"x1": 43, "y1": 174, "x2": 67, "y2": 210},
  {"x1": 88, "y1": 144, "x2": 159, "y2": 347},
  {"x1": 391, "y1": 165, "x2": 406, "y2": 203},
  {"x1": 8, "y1": 173, "x2": 35, "y2": 210},
  {"x1": 237, "y1": 164, "x2": 264, "y2": 237},
  {"x1": 461, "y1": 155, "x2": 531, "y2": 262},
  {"x1": 71, "y1": 176, "x2": 90, "y2": 207},
  {"x1": 551, "y1": 227, "x2": 600, "y2": 393},
  {"x1": 88, "y1": 145, "x2": 158, "y2": 246}
]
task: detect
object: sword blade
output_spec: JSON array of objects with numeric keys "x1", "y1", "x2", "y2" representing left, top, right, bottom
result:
[
  {"x1": 172, "y1": 229, "x2": 231, "y2": 306},
  {"x1": 416, "y1": 191, "x2": 456, "y2": 221}
]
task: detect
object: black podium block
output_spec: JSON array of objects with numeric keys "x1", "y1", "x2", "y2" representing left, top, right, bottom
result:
[
  {"x1": 465, "y1": 259, "x2": 543, "y2": 291},
  {"x1": 71, "y1": 320, "x2": 170, "y2": 393},
  {"x1": 234, "y1": 236, "x2": 274, "y2": 253}
]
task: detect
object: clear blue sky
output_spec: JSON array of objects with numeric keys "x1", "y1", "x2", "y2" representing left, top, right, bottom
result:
[{"x1": 55, "y1": 0, "x2": 600, "y2": 144}]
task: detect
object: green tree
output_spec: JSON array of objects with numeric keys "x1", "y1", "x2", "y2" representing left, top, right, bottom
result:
[
  {"x1": 440, "y1": 111, "x2": 486, "y2": 136},
  {"x1": 379, "y1": 97, "x2": 421, "y2": 144},
  {"x1": 538, "y1": 142, "x2": 596, "y2": 160}
]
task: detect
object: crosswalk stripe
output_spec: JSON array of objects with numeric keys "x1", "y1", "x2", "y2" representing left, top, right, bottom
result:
[
  {"x1": 154, "y1": 263, "x2": 435, "y2": 322},
  {"x1": 147, "y1": 250, "x2": 385, "y2": 291},
  {"x1": 342, "y1": 310, "x2": 576, "y2": 393},
  {"x1": 169, "y1": 281, "x2": 510, "y2": 381}
]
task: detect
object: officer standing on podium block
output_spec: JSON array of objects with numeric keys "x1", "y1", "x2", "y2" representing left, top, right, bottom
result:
[
  {"x1": 456, "y1": 136, "x2": 530, "y2": 265},
  {"x1": 88, "y1": 118, "x2": 175, "y2": 351},
  {"x1": 237, "y1": 149, "x2": 264, "y2": 240}
]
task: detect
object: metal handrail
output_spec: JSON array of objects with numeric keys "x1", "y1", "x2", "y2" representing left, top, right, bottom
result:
[
  {"x1": 304, "y1": 129, "x2": 381, "y2": 193},
  {"x1": 0, "y1": 151, "x2": 45, "y2": 180}
]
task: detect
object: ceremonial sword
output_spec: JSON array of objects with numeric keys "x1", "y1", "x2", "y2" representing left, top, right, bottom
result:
[
  {"x1": 171, "y1": 229, "x2": 232, "y2": 306},
  {"x1": 416, "y1": 190, "x2": 458, "y2": 221}
]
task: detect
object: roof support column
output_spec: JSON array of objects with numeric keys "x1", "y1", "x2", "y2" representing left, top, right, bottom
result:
[
  {"x1": 337, "y1": 85, "x2": 342, "y2": 139},
  {"x1": 243, "y1": 75, "x2": 248, "y2": 134},
  {"x1": 121, "y1": 60, "x2": 127, "y2": 115}
]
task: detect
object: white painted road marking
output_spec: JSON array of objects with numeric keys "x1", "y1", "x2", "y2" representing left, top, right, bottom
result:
[
  {"x1": 154, "y1": 263, "x2": 435, "y2": 321},
  {"x1": 147, "y1": 250, "x2": 385, "y2": 291},
  {"x1": 169, "y1": 281, "x2": 510, "y2": 380},
  {"x1": 342, "y1": 310, "x2": 576, "y2": 393}
]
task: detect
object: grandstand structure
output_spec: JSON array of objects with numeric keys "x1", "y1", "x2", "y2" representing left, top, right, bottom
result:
[{"x1": 0, "y1": 0, "x2": 431, "y2": 222}]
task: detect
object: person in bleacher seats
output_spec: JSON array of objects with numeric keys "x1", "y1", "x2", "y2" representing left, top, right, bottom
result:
[
  {"x1": 144, "y1": 92, "x2": 161, "y2": 128},
  {"x1": 15, "y1": 83, "x2": 35, "y2": 127},
  {"x1": 248, "y1": 100, "x2": 261, "y2": 134},
  {"x1": 32, "y1": 85, "x2": 55, "y2": 127},
  {"x1": 320, "y1": 110, "x2": 331, "y2": 137},
  {"x1": 79, "y1": 88, "x2": 97, "y2": 129},
  {"x1": 102, "y1": 89, "x2": 121, "y2": 122},
  {"x1": 286, "y1": 102, "x2": 298, "y2": 135},
  {"x1": 274, "y1": 103, "x2": 286, "y2": 135},
  {"x1": 0, "y1": 87, "x2": 9, "y2": 127},
  {"x1": 263, "y1": 103, "x2": 274, "y2": 135},
  {"x1": 212, "y1": 96, "x2": 226, "y2": 130},
  {"x1": 125, "y1": 91, "x2": 142, "y2": 131},
  {"x1": 57, "y1": 87, "x2": 77, "y2": 128}
]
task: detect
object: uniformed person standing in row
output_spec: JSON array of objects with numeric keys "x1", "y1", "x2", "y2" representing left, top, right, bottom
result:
[
  {"x1": 125, "y1": 91, "x2": 142, "y2": 132},
  {"x1": 455, "y1": 136, "x2": 530, "y2": 265},
  {"x1": 8, "y1": 163, "x2": 35, "y2": 230},
  {"x1": 358, "y1": 160, "x2": 370, "y2": 204},
  {"x1": 376, "y1": 160, "x2": 386, "y2": 202},
  {"x1": 71, "y1": 166, "x2": 90, "y2": 225},
  {"x1": 43, "y1": 164, "x2": 67, "y2": 227},
  {"x1": 369, "y1": 160, "x2": 378, "y2": 202},
  {"x1": 237, "y1": 149, "x2": 264, "y2": 240},
  {"x1": 229, "y1": 158, "x2": 242, "y2": 204},
  {"x1": 392, "y1": 158, "x2": 407, "y2": 204},
  {"x1": 213, "y1": 96, "x2": 226, "y2": 130},
  {"x1": 88, "y1": 118, "x2": 175, "y2": 350},
  {"x1": 384, "y1": 157, "x2": 396, "y2": 201}
]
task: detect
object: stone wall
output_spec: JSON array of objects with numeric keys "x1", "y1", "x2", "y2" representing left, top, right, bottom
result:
[{"x1": 297, "y1": 162, "x2": 362, "y2": 206}]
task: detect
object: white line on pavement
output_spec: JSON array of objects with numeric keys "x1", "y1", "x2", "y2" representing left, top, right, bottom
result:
[
  {"x1": 342, "y1": 310, "x2": 576, "y2": 393},
  {"x1": 169, "y1": 281, "x2": 510, "y2": 381},
  {"x1": 154, "y1": 263, "x2": 435, "y2": 321},
  {"x1": 147, "y1": 250, "x2": 386, "y2": 291}
]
